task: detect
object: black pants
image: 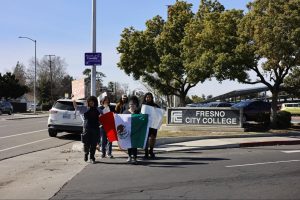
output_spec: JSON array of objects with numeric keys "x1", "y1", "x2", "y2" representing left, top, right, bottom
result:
[
  {"x1": 83, "y1": 128, "x2": 99, "y2": 159},
  {"x1": 128, "y1": 148, "x2": 137, "y2": 158},
  {"x1": 84, "y1": 143, "x2": 97, "y2": 159}
]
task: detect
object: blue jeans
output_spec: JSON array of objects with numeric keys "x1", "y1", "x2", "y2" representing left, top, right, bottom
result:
[{"x1": 100, "y1": 127, "x2": 112, "y2": 156}]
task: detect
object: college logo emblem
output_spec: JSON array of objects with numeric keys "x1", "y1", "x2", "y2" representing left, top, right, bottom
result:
[{"x1": 170, "y1": 111, "x2": 183, "y2": 123}]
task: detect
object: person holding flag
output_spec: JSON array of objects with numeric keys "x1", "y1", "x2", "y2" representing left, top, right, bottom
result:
[
  {"x1": 99, "y1": 96, "x2": 115, "y2": 158},
  {"x1": 99, "y1": 95, "x2": 150, "y2": 164},
  {"x1": 122, "y1": 95, "x2": 140, "y2": 164},
  {"x1": 72, "y1": 95, "x2": 102, "y2": 164},
  {"x1": 142, "y1": 92, "x2": 160, "y2": 159}
]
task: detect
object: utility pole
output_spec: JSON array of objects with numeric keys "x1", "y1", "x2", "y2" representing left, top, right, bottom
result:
[
  {"x1": 45, "y1": 54, "x2": 55, "y2": 103},
  {"x1": 114, "y1": 82, "x2": 117, "y2": 102},
  {"x1": 91, "y1": 0, "x2": 97, "y2": 96}
]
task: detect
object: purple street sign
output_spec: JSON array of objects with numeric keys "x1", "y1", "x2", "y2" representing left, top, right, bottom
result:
[{"x1": 85, "y1": 53, "x2": 102, "y2": 66}]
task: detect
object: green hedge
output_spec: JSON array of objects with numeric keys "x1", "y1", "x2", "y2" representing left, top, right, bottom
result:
[{"x1": 273, "y1": 111, "x2": 291, "y2": 129}]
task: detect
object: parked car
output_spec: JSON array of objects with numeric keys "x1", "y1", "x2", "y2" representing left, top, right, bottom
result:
[
  {"x1": 186, "y1": 103, "x2": 209, "y2": 107},
  {"x1": 47, "y1": 99, "x2": 85, "y2": 137},
  {"x1": 231, "y1": 100, "x2": 271, "y2": 124},
  {"x1": 280, "y1": 103, "x2": 300, "y2": 115},
  {"x1": 205, "y1": 102, "x2": 233, "y2": 107},
  {"x1": 186, "y1": 103, "x2": 203, "y2": 107},
  {"x1": 0, "y1": 101, "x2": 13, "y2": 115},
  {"x1": 28, "y1": 104, "x2": 42, "y2": 111}
]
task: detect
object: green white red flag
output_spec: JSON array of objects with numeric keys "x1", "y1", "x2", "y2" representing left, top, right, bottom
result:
[{"x1": 99, "y1": 112, "x2": 149, "y2": 149}]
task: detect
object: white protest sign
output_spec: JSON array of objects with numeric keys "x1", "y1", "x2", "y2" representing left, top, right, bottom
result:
[{"x1": 141, "y1": 104, "x2": 165, "y2": 129}]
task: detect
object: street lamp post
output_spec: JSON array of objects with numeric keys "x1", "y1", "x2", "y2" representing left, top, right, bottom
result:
[
  {"x1": 91, "y1": 0, "x2": 97, "y2": 96},
  {"x1": 19, "y1": 36, "x2": 37, "y2": 114}
]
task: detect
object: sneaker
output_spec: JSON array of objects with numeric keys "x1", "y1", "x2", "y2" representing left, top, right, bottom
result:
[
  {"x1": 84, "y1": 154, "x2": 88, "y2": 162},
  {"x1": 96, "y1": 145, "x2": 100, "y2": 152},
  {"x1": 90, "y1": 157, "x2": 96, "y2": 164},
  {"x1": 127, "y1": 157, "x2": 132, "y2": 163},
  {"x1": 132, "y1": 157, "x2": 138, "y2": 165},
  {"x1": 107, "y1": 154, "x2": 114, "y2": 159},
  {"x1": 101, "y1": 154, "x2": 106, "y2": 158},
  {"x1": 149, "y1": 152, "x2": 156, "y2": 159}
]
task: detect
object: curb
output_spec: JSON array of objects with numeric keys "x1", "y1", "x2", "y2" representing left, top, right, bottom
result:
[
  {"x1": 155, "y1": 140, "x2": 300, "y2": 153},
  {"x1": 155, "y1": 131, "x2": 300, "y2": 146},
  {"x1": 239, "y1": 140, "x2": 300, "y2": 147},
  {"x1": 5, "y1": 115, "x2": 49, "y2": 120}
]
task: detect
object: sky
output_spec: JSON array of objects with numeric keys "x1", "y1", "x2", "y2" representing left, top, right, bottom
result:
[{"x1": 0, "y1": 0, "x2": 259, "y2": 97}]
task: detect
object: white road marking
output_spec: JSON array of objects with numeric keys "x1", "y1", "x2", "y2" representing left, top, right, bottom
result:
[
  {"x1": 0, "y1": 120, "x2": 47, "y2": 129},
  {"x1": 0, "y1": 138, "x2": 52, "y2": 152},
  {"x1": 0, "y1": 129, "x2": 47, "y2": 139},
  {"x1": 282, "y1": 150, "x2": 300, "y2": 153},
  {"x1": 226, "y1": 160, "x2": 300, "y2": 168}
]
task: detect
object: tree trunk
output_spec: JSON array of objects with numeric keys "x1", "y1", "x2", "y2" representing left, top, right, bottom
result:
[
  {"x1": 179, "y1": 94, "x2": 186, "y2": 107},
  {"x1": 167, "y1": 95, "x2": 172, "y2": 107},
  {"x1": 270, "y1": 90, "x2": 279, "y2": 128}
]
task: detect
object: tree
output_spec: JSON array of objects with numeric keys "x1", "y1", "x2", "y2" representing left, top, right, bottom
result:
[
  {"x1": 82, "y1": 68, "x2": 106, "y2": 97},
  {"x1": 235, "y1": 0, "x2": 300, "y2": 126},
  {"x1": 182, "y1": 0, "x2": 227, "y2": 84},
  {"x1": 58, "y1": 75, "x2": 73, "y2": 98},
  {"x1": 184, "y1": 0, "x2": 300, "y2": 127},
  {"x1": 12, "y1": 62, "x2": 27, "y2": 86},
  {"x1": 0, "y1": 72, "x2": 28, "y2": 99},
  {"x1": 190, "y1": 95, "x2": 206, "y2": 103},
  {"x1": 183, "y1": 1, "x2": 244, "y2": 83},
  {"x1": 27, "y1": 56, "x2": 70, "y2": 104},
  {"x1": 284, "y1": 67, "x2": 300, "y2": 98},
  {"x1": 37, "y1": 76, "x2": 51, "y2": 104},
  {"x1": 117, "y1": 1, "x2": 199, "y2": 106}
]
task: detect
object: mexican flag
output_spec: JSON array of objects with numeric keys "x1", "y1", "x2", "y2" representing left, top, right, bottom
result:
[{"x1": 99, "y1": 112, "x2": 149, "y2": 149}]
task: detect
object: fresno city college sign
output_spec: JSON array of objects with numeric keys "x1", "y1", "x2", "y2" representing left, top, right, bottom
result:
[{"x1": 167, "y1": 107, "x2": 243, "y2": 127}]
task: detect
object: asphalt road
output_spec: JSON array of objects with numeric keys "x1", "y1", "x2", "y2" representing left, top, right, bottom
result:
[
  {"x1": 0, "y1": 115, "x2": 80, "y2": 161},
  {"x1": 52, "y1": 145, "x2": 300, "y2": 200}
]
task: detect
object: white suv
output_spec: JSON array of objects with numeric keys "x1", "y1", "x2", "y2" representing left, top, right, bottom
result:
[{"x1": 47, "y1": 99, "x2": 85, "y2": 137}]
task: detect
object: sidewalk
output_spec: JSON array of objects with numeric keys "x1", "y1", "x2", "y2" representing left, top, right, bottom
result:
[{"x1": 4, "y1": 112, "x2": 49, "y2": 120}]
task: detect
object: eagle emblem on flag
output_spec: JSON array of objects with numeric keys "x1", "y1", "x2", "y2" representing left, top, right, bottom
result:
[{"x1": 116, "y1": 124, "x2": 128, "y2": 139}]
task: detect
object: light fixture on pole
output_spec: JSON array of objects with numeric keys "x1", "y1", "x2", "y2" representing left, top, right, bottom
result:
[{"x1": 19, "y1": 36, "x2": 37, "y2": 114}]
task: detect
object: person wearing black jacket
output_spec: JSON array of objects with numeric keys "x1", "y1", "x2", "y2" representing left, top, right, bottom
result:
[
  {"x1": 73, "y1": 95, "x2": 102, "y2": 164},
  {"x1": 142, "y1": 92, "x2": 160, "y2": 159},
  {"x1": 99, "y1": 96, "x2": 115, "y2": 158}
]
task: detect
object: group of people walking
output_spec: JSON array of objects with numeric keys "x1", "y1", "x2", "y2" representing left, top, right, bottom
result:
[{"x1": 72, "y1": 92, "x2": 160, "y2": 164}]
